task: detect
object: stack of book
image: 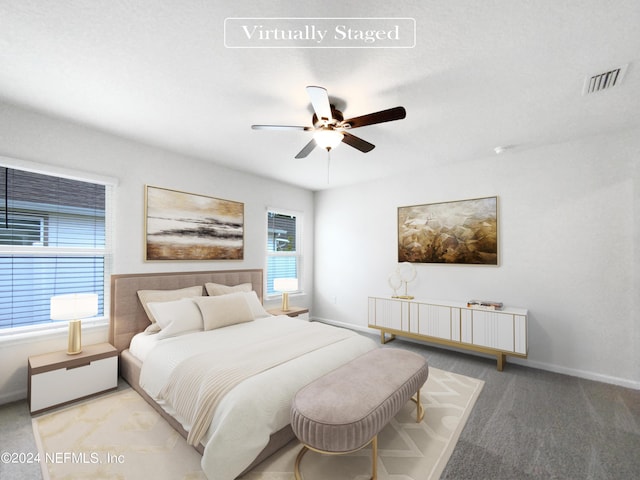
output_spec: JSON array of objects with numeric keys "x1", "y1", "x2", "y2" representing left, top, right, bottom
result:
[{"x1": 467, "y1": 299, "x2": 503, "y2": 310}]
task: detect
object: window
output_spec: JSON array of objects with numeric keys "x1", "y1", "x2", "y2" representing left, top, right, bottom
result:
[
  {"x1": 0, "y1": 166, "x2": 113, "y2": 331},
  {"x1": 266, "y1": 209, "x2": 301, "y2": 297}
]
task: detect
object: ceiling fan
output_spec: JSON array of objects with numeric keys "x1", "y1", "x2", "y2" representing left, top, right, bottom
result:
[{"x1": 251, "y1": 86, "x2": 406, "y2": 158}]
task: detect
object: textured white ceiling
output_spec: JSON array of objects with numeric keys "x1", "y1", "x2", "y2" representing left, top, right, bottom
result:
[{"x1": 1, "y1": 1, "x2": 639, "y2": 190}]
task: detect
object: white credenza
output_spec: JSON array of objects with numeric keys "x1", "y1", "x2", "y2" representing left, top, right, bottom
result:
[{"x1": 368, "y1": 296, "x2": 528, "y2": 371}]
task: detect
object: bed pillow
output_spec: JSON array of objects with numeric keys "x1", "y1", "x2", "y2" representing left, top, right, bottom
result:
[
  {"x1": 194, "y1": 292, "x2": 255, "y2": 330},
  {"x1": 244, "y1": 290, "x2": 271, "y2": 319},
  {"x1": 146, "y1": 298, "x2": 204, "y2": 339},
  {"x1": 204, "y1": 282, "x2": 252, "y2": 296},
  {"x1": 137, "y1": 285, "x2": 203, "y2": 332}
]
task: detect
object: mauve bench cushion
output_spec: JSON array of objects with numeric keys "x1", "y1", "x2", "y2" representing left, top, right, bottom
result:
[{"x1": 290, "y1": 348, "x2": 429, "y2": 453}]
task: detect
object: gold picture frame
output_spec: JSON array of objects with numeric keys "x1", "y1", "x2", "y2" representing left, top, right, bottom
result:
[
  {"x1": 398, "y1": 196, "x2": 498, "y2": 265},
  {"x1": 145, "y1": 185, "x2": 244, "y2": 261}
]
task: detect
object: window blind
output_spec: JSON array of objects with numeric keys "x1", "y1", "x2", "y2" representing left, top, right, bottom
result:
[{"x1": 0, "y1": 167, "x2": 111, "y2": 330}]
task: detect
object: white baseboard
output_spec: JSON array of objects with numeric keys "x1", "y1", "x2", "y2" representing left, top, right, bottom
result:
[
  {"x1": 312, "y1": 316, "x2": 640, "y2": 391},
  {"x1": 508, "y1": 357, "x2": 640, "y2": 390},
  {"x1": 0, "y1": 388, "x2": 27, "y2": 405}
]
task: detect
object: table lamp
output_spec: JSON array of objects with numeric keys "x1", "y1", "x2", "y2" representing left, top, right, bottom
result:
[
  {"x1": 50, "y1": 293, "x2": 98, "y2": 355},
  {"x1": 273, "y1": 278, "x2": 298, "y2": 312}
]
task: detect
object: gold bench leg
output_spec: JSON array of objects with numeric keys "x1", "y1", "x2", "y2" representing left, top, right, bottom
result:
[
  {"x1": 410, "y1": 389, "x2": 425, "y2": 422},
  {"x1": 294, "y1": 445, "x2": 308, "y2": 480},
  {"x1": 294, "y1": 436, "x2": 379, "y2": 480},
  {"x1": 371, "y1": 435, "x2": 378, "y2": 480}
]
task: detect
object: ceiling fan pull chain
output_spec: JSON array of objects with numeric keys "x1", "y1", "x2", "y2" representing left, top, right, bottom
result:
[{"x1": 327, "y1": 149, "x2": 331, "y2": 184}]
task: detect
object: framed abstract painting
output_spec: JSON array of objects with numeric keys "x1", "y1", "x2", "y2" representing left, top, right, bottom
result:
[
  {"x1": 398, "y1": 196, "x2": 498, "y2": 265},
  {"x1": 145, "y1": 185, "x2": 244, "y2": 260}
]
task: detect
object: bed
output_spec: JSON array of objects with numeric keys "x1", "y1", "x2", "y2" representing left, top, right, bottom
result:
[{"x1": 108, "y1": 269, "x2": 377, "y2": 480}]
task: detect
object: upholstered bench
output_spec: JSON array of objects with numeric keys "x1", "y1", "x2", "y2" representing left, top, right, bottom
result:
[{"x1": 290, "y1": 348, "x2": 429, "y2": 480}]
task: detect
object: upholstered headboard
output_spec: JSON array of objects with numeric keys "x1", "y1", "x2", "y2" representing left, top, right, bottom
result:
[{"x1": 109, "y1": 269, "x2": 263, "y2": 353}]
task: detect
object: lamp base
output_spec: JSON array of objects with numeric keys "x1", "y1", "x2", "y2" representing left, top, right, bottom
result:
[
  {"x1": 67, "y1": 319, "x2": 82, "y2": 355},
  {"x1": 281, "y1": 292, "x2": 290, "y2": 312}
]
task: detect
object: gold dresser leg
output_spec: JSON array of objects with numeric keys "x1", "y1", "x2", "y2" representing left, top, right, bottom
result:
[
  {"x1": 380, "y1": 331, "x2": 396, "y2": 344},
  {"x1": 497, "y1": 353, "x2": 505, "y2": 371}
]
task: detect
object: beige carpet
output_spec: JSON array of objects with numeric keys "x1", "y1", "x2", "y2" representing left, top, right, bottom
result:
[{"x1": 33, "y1": 367, "x2": 483, "y2": 480}]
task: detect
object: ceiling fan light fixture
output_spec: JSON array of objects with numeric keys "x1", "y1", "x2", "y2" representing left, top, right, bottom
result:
[{"x1": 313, "y1": 128, "x2": 344, "y2": 150}]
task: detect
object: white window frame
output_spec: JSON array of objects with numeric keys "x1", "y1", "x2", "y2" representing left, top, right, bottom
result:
[
  {"x1": 265, "y1": 207, "x2": 303, "y2": 299},
  {"x1": 0, "y1": 156, "x2": 117, "y2": 337}
]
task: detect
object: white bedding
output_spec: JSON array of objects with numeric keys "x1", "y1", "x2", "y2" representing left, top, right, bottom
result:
[
  {"x1": 137, "y1": 316, "x2": 377, "y2": 480},
  {"x1": 129, "y1": 330, "x2": 162, "y2": 362}
]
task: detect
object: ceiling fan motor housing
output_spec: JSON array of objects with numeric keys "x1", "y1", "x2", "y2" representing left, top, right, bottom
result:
[{"x1": 313, "y1": 105, "x2": 344, "y2": 128}]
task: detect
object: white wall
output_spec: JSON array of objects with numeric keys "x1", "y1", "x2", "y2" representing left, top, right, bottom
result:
[
  {"x1": 0, "y1": 101, "x2": 314, "y2": 403},
  {"x1": 314, "y1": 128, "x2": 640, "y2": 389}
]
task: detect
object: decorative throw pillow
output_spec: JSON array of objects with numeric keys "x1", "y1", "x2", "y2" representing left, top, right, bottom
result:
[
  {"x1": 194, "y1": 292, "x2": 255, "y2": 330},
  {"x1": 204, "y1": 282, "x2": 252, "y2": 296},
  {"x1": 146, "y1": 298, "x2": 203, "y2": 339},
  {"x1": 137, "y1": 285, "x2": 203, "y2": 332}
]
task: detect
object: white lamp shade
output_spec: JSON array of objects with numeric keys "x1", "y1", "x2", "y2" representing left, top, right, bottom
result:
[
  {"x1": 50, "y1": 293, "x2": 99, "y2": 321},
  {"x1": 273, "y1": 278, "x2": 298, "y2": 293},
  {"x1": 313, "y1": 129, "x2": 344, "y2": 149}
]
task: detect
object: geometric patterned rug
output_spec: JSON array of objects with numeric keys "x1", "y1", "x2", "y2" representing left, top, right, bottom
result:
[
  {"x1": 33, "y1": 367, "x2": 483, "y2": 480},
  {"x1": 32, "y1": 388, "x2": 206, "y2": 480}
]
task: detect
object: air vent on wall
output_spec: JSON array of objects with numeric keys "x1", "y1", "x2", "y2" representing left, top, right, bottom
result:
[{"x1": 582, "y1": 64, "x2": 628, "y2": 95}]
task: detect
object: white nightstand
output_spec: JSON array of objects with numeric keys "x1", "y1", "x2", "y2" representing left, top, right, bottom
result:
[{"x1": 28, "y1": 342, "x2": 118, "y2": 414}]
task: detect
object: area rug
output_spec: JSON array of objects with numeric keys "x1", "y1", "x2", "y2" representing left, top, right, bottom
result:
[{"x1": 33, "y1": 367, "x2": 483, "y2": 480}]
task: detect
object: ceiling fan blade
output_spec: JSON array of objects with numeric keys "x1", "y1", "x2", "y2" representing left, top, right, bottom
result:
[
  {"x1": 251, "y1": 125, "x2": 312, "y2": 131},
  {"x1": 295, "y1": 138, "x2": 317, "y2": 158},
  {"x1": 342, "y1": 132, "x2": 375, "y2": 153},
  {"x1": 306, "y1": 86, "x2": 333, "y2": 123},
  {"x1": 343, "y1": 106, "x2": 406, "y2": 129}
]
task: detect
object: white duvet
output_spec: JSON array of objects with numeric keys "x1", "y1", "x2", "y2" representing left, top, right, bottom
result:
[{"x1": 137, "y1": 316, "x2": 377, "y2": 480}]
